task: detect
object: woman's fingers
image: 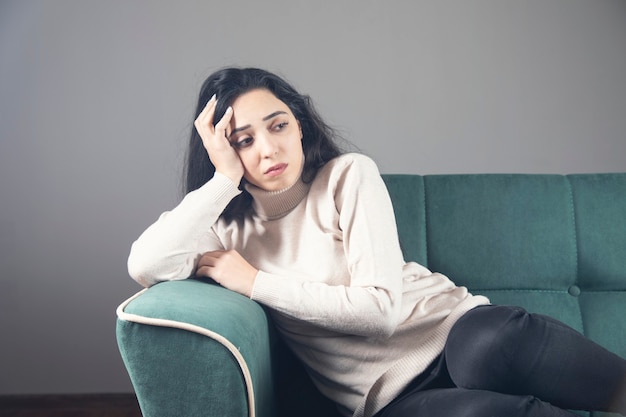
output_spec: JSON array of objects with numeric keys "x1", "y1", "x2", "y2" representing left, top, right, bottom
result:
[
  {"x1": 193, "y1": 96, "x2": 244, "y2": 184},
  {"x1": 214, "y1": 106, "x2": 233, "y2": 142},
  {"x1": 194, "y1": 94, "x2": 217, "y2": 136},
  {"x1": 195, "y1": 250, "x2": 258, "y2": 297}
]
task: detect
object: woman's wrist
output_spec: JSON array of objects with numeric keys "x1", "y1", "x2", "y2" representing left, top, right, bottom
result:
[{"x1": 215, "y1": 170, "x2": 242, "y2": 188}]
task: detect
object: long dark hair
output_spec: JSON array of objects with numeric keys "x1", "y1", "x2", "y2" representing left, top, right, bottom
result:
[{"x1": 184, "y1": 67, "x2": 344, "y2": 221}]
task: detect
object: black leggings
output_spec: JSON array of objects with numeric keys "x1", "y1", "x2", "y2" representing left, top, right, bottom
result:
[{"x1": 375, "y1": 305, "x2": 626, "y2": 417}]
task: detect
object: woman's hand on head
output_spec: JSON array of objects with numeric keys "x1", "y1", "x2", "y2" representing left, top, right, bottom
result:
[
  {"x1": 195, "y1": 250, "x2": 258, "y2": 297},
  {"x1": 194, "y1": 95, "x2": 244, "y2": 185}
]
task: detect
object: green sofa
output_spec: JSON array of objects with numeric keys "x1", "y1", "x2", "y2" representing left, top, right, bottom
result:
[{"x1": 116, "y1": 173, "x2": 626, "y2": 417}]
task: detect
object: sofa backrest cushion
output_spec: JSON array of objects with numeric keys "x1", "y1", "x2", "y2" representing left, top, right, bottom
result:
[{"x1": 382, "y1": 173, "x2": 626, "y2": 359}]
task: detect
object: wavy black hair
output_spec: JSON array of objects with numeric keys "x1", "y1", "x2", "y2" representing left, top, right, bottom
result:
[{"x1": 184, "y1": 67, "x2": 345, "y2": 221}]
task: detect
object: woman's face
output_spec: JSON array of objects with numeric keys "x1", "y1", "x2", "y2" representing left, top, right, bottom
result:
[{"x1": 226, "y1": 89, "x2": 304, "y2": 191}]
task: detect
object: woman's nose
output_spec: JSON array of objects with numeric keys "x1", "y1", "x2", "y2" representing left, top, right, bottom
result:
[{"x1": 257, "y1": 133, "x2": 279, "y2": 157}]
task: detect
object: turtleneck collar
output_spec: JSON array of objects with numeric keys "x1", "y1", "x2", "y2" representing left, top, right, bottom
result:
[{"x1": 244, "y1": 175, "x2": 310, "y2": 220}]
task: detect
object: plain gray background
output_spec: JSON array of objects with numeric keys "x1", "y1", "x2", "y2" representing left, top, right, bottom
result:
[{"x1": 1, "y1": 0, "x2": 625, "y2": 395}]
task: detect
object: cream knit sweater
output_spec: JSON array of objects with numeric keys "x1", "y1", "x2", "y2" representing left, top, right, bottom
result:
[{"x1": 128, "y1": 153, "x2": 489, "y2": 417}]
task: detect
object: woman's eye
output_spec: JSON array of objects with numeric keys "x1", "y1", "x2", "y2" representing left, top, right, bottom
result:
[
  {"x1": 273, "y1": 122, "x2": 288, "y2": 131},
  {"x1": 232, "y1": 137, "x2": 253, "y2": 149}
]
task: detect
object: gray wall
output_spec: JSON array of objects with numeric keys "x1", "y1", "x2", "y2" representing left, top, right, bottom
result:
[{"x1": 1, "y1": 0, "x2": 625, "y2": 394}]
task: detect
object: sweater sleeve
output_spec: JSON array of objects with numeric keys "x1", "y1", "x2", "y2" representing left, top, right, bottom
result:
[
  {"x1": 127, "y1": 172, "x2": 241, "y2": 287},
  {"x1": 251, "y1": 155, "x2": 406, "y2": 339}
]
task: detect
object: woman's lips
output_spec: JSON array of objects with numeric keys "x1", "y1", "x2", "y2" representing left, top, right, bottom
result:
[{"x1": 265, "y1": 163, "x2": 288, "y2": 177}]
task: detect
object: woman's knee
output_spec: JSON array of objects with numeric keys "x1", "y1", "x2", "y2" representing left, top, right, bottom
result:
[{"x1": 444, "y1": 305, "x2": 531, "y2": 391}]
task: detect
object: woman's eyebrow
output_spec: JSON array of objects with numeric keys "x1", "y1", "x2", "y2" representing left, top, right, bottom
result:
[
  {"x1": 228, "y1": 110, "x2": 288, "y2": 138},
  {"x1": 262, "y1": 110, "x2": 288, "y2": 121}
]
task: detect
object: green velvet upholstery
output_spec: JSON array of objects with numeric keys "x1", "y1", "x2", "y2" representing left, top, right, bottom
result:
[
  {"x1": 117, "y1": 279, "x2": 277, "y2": 417},
  {"x1": 116, "y1": 173, "x2": 626, "y2": 417}
]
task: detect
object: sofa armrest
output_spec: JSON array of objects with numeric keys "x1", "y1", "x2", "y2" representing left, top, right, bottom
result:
[{"x1": 116, "y1": 279, "x2": 276, "y2": 417}]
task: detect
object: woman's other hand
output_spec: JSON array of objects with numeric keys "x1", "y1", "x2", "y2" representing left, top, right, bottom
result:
[
  {"x1": 194, "y1": 95, "x2": 244, "y2": 185},
  {"x1": 196, "y1": 250, "x2": 258, "y2": 297}
]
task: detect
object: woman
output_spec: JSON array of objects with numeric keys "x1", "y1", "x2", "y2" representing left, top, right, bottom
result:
[{"x1": 128, "y1": 67, "x2": 626, "y2": 417}]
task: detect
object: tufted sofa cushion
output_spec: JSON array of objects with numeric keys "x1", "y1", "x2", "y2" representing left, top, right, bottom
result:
[{"x1": 383, "y1": 173, "x2": 626, "y2": 362}]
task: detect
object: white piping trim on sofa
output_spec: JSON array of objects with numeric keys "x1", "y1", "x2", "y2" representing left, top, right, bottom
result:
[{"x1": 116, "y1": 289, "x2": 256, "y2": 417}]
